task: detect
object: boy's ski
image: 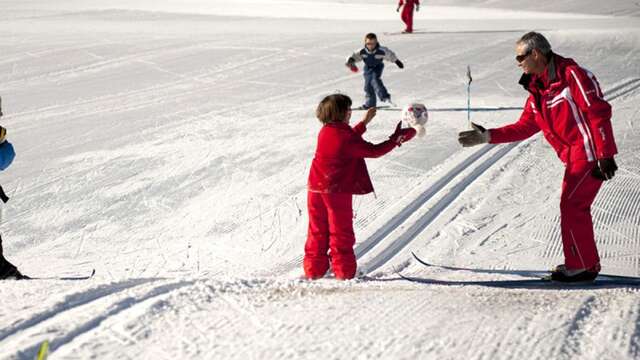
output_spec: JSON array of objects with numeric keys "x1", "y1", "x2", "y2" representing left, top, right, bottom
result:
[
  {"x1": 26, "y1": 269, "x2": 96, "y2": 281},
  {"x1": 411, "y1": 252, "x2": 640, "y2": 282}
]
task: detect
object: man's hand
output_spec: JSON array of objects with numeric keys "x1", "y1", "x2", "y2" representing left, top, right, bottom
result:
[
  {"x1": 362, "y1": 107, "x2": 376, "y2": 125},
  {"x1": 458, "y1": 123, "x2": 490, "y2": 147},
  {"x1": 396, "y1": 6, "x2": 401, "y2": 12},
  {"x1": 416, "y1": 4, "x2": 420, "y2": 11},
  {"x1": 592, "y1": 158, "x2": 618, "y2": 181},
  {"x1": 395, "y1": 60, "x2": 404, "y2": 69}
]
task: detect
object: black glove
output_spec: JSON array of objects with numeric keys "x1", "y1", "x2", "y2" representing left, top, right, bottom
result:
[
  {"x1": 389, "y1": 122, "x2": 417, "y2": 146},
  {"x1": 345, "y1": 58, "x2": 358, "y2": 73},
  {"x1": 592, "y1": 158, "x2": 618, "y2": 181},
  {"x1": 389, "y1": 122, "x2": 402, "y2": 142},
  {"x1": 458, "y1": 123, "x2": 489, "y2": 147},
  {"x1": 395, "y1": 60, "x2": 404, "y2": 69}
]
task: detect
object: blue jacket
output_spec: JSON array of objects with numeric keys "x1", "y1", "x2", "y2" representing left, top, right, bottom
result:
[
  {"x1": 0, "y1": 141, "x2": 15, "y2": 171},
  {"x1": 347, "y1": 44, "x2": 398, "y2": 72}
]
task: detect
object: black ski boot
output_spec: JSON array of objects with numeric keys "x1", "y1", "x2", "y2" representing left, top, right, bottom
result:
[
  {"x1": 0, "y1": 235, "x2": 28, "y2": 280},
  {"x1": 0, "y1": 259, "x2": 27, "y2": 280},
  {"x1": 550, "y1": 264, "x2": 598, "y2": 284}
]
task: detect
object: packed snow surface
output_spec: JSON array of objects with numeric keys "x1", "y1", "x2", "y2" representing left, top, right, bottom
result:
[{"x1": 1, "y1": 0, "x2": 640, "y2": 359}]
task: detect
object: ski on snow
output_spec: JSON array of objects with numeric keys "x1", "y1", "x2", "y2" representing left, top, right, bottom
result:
[
  {"x1": 400, "y1": 252, "x2": 640, "y2": 288},
  {"x1": 25, "y1": 268, "x2": 96, "y2": 281},
  {"x1": 395, "y1": 271, "x2": 557, "y2": 289},
  {"x1": 396, "y1": 271, "x2": 640, "y2": 288},
  {"x1": 351, "y1": 105, "x2": 399, "y2": 111},
  {"x1": 383, "y1": 30, "x2": 428, "y2": 36}
]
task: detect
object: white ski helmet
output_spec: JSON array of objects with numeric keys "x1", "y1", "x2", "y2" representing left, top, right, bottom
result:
[{"x1": 401, "y1": 102, "x2": 428, "y2": 137}]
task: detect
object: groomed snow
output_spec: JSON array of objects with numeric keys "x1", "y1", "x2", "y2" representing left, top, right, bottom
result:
[{"x1": 1, "y1": 1, "x2": 640, "y2": 359}]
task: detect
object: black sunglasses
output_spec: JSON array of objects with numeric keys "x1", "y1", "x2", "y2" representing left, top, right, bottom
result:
[{"x1": 516, "y1": 48, "x2": 533, "y2": 63}]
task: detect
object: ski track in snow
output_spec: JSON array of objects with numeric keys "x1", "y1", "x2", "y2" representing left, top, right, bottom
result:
[{"x1": 1, "y1": 279, "x2": 195, "y2": 359}]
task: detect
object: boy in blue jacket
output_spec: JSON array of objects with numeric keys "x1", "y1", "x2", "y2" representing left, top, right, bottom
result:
[{"x1": 346, "y1": 33, "x2": 405, "y2": 109}]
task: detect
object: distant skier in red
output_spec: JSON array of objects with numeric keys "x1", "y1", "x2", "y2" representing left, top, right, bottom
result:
[
  {"x1": 304, "y1": 94, "x2": 416, "y2": 280},
  {"x1": 397, "y1": 0, "x2": 420, "y2": 33}
]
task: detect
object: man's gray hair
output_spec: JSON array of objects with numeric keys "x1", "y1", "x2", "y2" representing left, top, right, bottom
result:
[{"x1": 517, "y1": 32, "x2": 552, "y2": 55}]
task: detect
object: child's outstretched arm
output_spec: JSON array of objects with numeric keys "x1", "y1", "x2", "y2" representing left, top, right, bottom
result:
[
  {"x1": 352, "y1": 108, "x2": 376, "y2": 135},
  {"x1": 380, "y1": 47, "x2": 404, "y2": 69},
  {"x1": 345, "y1": 50, "x2": 363, "y2": 72},
  {"x1": 348, "y1": 122, "x2": 416, "y2": 159}
]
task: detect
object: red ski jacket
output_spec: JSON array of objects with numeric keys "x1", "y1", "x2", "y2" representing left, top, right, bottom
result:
[
  {"x1": 490, "y1": 53, "x2": 617, "y2": 163},
  {"x1": 308, "y1": 121, "x2": 399, "y2": 194}
]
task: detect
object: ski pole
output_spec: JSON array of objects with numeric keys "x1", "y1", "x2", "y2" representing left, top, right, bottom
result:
[{"x1": 466, "y1": 65, "x2": 472, "y2": 128}]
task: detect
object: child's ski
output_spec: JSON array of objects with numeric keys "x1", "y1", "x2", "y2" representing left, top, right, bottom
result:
[{"x1": 26, "y1": 269, "x2": 96, "y2": 281}]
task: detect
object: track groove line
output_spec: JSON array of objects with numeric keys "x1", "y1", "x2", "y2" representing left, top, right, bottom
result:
[{"x1": 0, "y1": 278, "x2": 157, "y2": 344}]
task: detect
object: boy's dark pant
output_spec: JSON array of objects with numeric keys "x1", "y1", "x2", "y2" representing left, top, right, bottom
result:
[{"x1": 363, "y1": 66, "x2": 390, "y2": 108}]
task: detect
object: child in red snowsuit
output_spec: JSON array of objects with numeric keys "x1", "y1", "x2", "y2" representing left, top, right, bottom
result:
[
  {"x1": 304, "y1": 94, "x2": 416, "y2": 280},
  {"x1": 397, "y1": 0, "x2": 420, "y2": 33}
]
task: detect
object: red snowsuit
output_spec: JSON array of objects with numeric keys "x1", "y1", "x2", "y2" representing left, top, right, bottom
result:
[
  {"x1": 489, "y1": 53, "x2": 617, "y2": 271},
  {"x1": 305, "y1": 121, "x2": 415, "y2": 279},
  {"x1": 398, "y1": 0, "x2": 419, "y2": 33}
]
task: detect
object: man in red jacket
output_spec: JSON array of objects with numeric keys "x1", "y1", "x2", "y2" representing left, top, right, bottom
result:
[
  {"x1": 397, "y1": 0, "x2": 420, "y2": 33},
  {"x1": 305, "y1": 94, "x2": 416, "y2": 280},
  {"x1": 458, "y1": 32, "x2": 618, "y2": 283}
]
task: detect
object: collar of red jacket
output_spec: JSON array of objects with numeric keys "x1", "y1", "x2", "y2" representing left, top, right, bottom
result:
[
  {"x1": 324, "y1": 121, "x2": 351, "y2": 130},
  {"x1": 518, "y1": 53, "x2": 578, "y2": 93}
]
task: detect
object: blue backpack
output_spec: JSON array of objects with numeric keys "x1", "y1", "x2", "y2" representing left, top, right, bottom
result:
[{"x1": 0, "y1": 141, "x2": 15, "y2": 171}]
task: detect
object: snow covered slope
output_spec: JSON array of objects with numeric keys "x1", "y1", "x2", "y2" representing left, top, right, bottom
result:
[{"x1": 0, "y1": 1, "x2": 639, "y2": 359}]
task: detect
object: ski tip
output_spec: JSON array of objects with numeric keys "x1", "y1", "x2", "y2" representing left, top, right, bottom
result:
[
  {"x1": 89, "y1": 269, "x2": 96, "y2": 278},
  {"x1": 411, "y1": 251, "x2": 428, "y2": 265}
]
